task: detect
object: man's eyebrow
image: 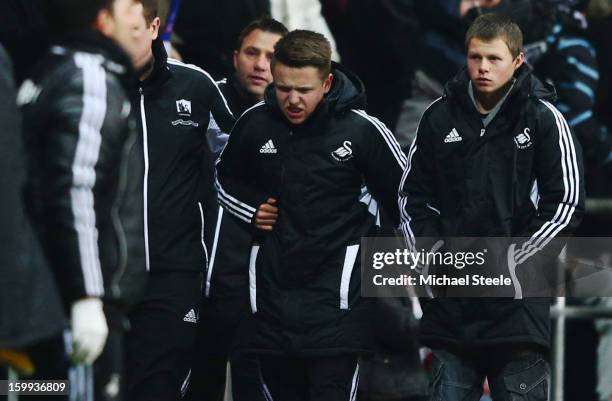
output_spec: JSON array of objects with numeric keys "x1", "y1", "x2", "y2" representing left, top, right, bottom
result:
[{"x1": 277, "y1": 84, "x2": 314, "y2": 90}]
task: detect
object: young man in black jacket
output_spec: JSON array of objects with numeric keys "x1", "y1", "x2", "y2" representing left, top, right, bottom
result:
[
  {"x1": 122, "y1": 2, "x2": 235, "y2": 401},
  {"x1": 188, "y1": 17, "x2": 287, "y2": 401},
  {"x1": 399, "y1": 14, "x2": 585, "y2": 400},
  {"x1": 18, "y1": 0, "x2": 148, "y2": 399},
  {"x1": 216, "y1": 29, "x2": 407, "y2": 401}
]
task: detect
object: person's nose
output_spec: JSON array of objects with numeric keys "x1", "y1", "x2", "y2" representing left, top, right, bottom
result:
[
  {"x1": 288, "y1": 90, "x2": 300, "y2": 105},
  {"x1": 254, "y1": 54, "x2": 267, "y2": 71},
  {"x1": 479, "y1": 59, "x2": 490, "y2": 74}
]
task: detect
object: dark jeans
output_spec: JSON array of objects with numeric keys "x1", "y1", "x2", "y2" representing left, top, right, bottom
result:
[{"x1": 430, "y1": 346, "x2": 550, "y2": 401}]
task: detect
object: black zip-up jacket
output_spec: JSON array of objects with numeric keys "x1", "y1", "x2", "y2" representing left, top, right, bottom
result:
[
  {"x1": 202, "y1": 76, "x2": 258, "y2": 298},
  {"x1": 399, "y1": 64, "x2": 585, "y2": 349},
  {"x1": 135, "y1": 39, "x2": 235, "y2": 274},
  {"x1": 19, "y1": 31, "x2": 147, "y2": 310},
  {"x1": 216, "y1": 64, "x2": 407, "y2": 355}
]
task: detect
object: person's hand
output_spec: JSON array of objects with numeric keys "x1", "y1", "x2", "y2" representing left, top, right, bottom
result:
[
  {"x1": 255, "y1": 198, "x2": 278, "y2": 231},
  {"x1": 71, "y1": 297, "x2": 108, "y2": 365}
]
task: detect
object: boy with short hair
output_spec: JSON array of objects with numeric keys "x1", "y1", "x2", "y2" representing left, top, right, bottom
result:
[{"x1": 399, "y1": 13, "x2": 585, "y2": 400}]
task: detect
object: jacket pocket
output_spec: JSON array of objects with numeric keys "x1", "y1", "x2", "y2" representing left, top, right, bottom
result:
[
  {"x1": 340, "y1": 244, "x2": 360, "y2": 310},
  {"x1": 503, "y1": 358, "x2": 549, "y2": 401}
]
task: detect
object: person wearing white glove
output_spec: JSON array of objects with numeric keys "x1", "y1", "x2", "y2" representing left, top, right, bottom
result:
[{"x1": 70, "y1": 298, "x2": 109, "y2": 365}]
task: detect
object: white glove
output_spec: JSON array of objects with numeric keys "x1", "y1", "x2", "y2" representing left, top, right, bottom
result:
[{"x1": 70, "y1": 297, "x2": 108, "y2": 365}]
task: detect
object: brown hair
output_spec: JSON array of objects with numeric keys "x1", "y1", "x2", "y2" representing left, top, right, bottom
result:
[
  {"x1": 236, "y1": 17, "x2": 288, "y2": 51},
  {"x1": 139, "y1": 0, "x2": 158, "y2": 25},
  {"x1": 465, "y1": 13, "x2": 523, "y2": 58},
  {"x1": 271, "y1": 30, "x2": 332, "y2": 78}
]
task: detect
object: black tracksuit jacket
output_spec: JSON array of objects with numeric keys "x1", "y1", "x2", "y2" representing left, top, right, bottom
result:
[
  {"x1": 20, "y1": 32, "x2": 146, "y2": 309},
  {"x1": 203, "y1": 76, "x2": 259, "y2": 298},
  {"x1": 399, "y1": 64, "x2": 585, "y2": 349},
  {"x1": 134, "y1": 40, "x2": 235, "y2": 274},
  {"x1": 216, "y1": 64, "x2": 407, "y2": 356}
]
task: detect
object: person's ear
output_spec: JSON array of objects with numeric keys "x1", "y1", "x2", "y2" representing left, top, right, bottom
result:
[
  {"x1": 323, "y1": 73, "x2": 333, "y2": 93},
  {"x1": 150, "y1": 17, "x2": 161, "y2": 40},
  {"x1": 95, "y1": 9, "x2": 114, "y2": 37},
  {"x1": 514, "y1": 51, "x2": 525, "y2": 70}
]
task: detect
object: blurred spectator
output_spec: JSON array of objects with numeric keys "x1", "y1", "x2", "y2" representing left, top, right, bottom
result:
[
  {"x1": 174, "y1": 0, "x2": 269, "y2": 79},
  {"x1": 324, "y1": 0, "x2": 419, "y2": 142},
  {"x1": 0, "y1": 0, "x2": 49, "y2": 84},
  {"x1": 0, "y1": 42, "x2": 65, "y2": 380},
  {"x1": 270, "y1": 0, "x2": 340, "y2": 61},
  {"x1": 589, "y1": 0, "x2": 612, "y2": 134},
  {"x1": 523, "y1": 0, "x2": 612, "y2": 191}
]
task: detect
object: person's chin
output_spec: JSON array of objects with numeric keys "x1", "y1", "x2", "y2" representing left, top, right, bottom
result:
[{"x1": 246, "y1": 85, "x2": 265, "y2": 99}]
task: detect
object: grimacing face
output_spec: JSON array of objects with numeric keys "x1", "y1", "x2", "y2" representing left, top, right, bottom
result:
[
  {"x1": 272, "y1": 63, "x2": 332, "y2": 125},
  {"x1": 233, "y1": 29, "x2": 283, "y2": 100},
  {"x1": 467, "y1": 37, "x2": 524, "y2": 101}
]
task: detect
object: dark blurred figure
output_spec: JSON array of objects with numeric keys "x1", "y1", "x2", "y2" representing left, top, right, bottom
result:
[
  {"x1": 323, "y1": 0, "x2": 418, "y2": 135},
  {"x1": 19, "y1": 0, "x2": 148, "y2": 399},
  {"x1": 0, "y1": 43, "x2": 66, "y2": 393},
  {"x1": 0, "y1": 0, "x2": 49, "y2": 84},
  {"x1": 174, "y1": 0, "x2": 270, "y2": 79},
  {"x1": 589, "y1": 1, "x2": 612, "y2": 142},
  {"x1": 523, "y1": 0, "x2": 612, "y2": 192}
]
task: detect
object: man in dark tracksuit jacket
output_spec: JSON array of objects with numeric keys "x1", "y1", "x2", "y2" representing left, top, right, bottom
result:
[
  {"x1": 123, "y1": 3, "x2": 235, "y2": 401},
  {"x1": 19, "y1": 0, "x2": 147, "y2": 398},
  {"x1": 216, "y1": 30, "x2": 407, "y2": 401},
  {"x1": 187, "y1": 18, "x2": 287, "y2": 401},
  {"x1": 399, "y1": 14, "x2": 584, "y2": 401}
]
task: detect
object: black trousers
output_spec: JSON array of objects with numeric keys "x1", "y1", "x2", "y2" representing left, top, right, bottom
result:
[
  {"x1": 259, "y1": 355, "x2": 360, "y2": 401},
  {"x1": 125, "y1": 271, "x2": 202, "y2": 401},
  {"x1": 185, "y1": 295, "x2": 264, "y2": 401}
]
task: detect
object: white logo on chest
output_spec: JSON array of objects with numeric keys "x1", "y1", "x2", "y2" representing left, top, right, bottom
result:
[
  {"x1": 176, "y1": 99, "x2": 192, "y2": 116},
  {"x1": 331, "y1": 141, "x2": 353, "y2": 162},
  {"x1": 260, "y1": 139, "x2": 277, "y2": 154},
  {"x1": 515, "y1": 128, "x2": 532, "y2": 149}
]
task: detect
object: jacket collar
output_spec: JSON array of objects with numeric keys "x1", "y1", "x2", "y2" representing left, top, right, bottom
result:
[
  {"x1": 444, "y1": 63, "x2": 556, "y2": 119},
  {"x1": 140, "y1": 38, "x2": 171, "y2": 89},
  {"x1": 53, "y1": 30, "x2": 137, "y2": 91}
]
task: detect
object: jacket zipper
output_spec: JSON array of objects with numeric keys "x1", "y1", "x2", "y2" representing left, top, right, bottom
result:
[
  {"x1": 140, "y1": 87, "x2": 151, "y2": 271},
  {"x1": 109, "y1": 128, "x2": 137, "y2": 296}
]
